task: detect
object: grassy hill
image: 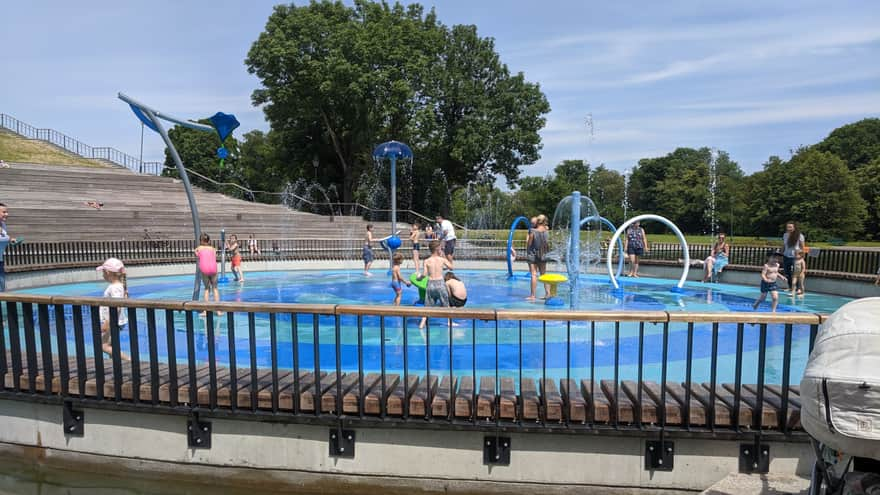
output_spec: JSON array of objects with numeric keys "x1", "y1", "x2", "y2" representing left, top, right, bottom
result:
[{"x1": 0, "y1": 130, "x2": 106, "y2": 167}]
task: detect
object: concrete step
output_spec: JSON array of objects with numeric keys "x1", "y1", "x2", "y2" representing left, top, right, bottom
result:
[{"x1": 701, "y1": 473, "x2": 809, "y2": 494}]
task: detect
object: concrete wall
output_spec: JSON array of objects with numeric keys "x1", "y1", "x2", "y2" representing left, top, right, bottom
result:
[{"x1": 0, "y1": 399, "x2": 812, "y2": 494}]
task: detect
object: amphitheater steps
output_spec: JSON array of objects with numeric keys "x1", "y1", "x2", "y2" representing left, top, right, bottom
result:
[{"x1": 0, "y1": 162, "x2": 392, "y2": 242}]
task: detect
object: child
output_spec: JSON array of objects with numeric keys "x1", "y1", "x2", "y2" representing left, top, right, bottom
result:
[
  {"x1": 195, "y1": 233, "x2": 221, "y2": 313},
  {"x1": 445, "y1": 271, "x2": 467, "y2": 307},
  {"x1": 752, "y1": 251, "x2": 788, "y2": 312},
  {"x1": 363, "y1": 224, "x2": 375, "y2": 276},
  {"x1": 424, "y1": 224, "x2": 435, "y2": 241},
  {"x1": 248, "y1": 234, "x2": 261, "y2": 256},
  {"x1": 96, "y1": 258, "x2": 130, "y2": 361},
  {"x1": 791, "y1": 249, "x2": 807, "y2": 296},
  {"x1": 409, "y1": 222, "x2": 421, "y2": 275},
  {"x1": 225, "y1": 234, "x2": 244, "y2": 282},
  {"x1": 419, "y1": 240, "x2": 453, "y2": 329},
  {"x1": 390, "y1": 252, "x2": 412, "y2": 305}
]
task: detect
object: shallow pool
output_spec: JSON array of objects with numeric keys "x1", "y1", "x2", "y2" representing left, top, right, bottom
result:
[{"x1": 10, "y1": 269, "x2": 851, "y2": 388}]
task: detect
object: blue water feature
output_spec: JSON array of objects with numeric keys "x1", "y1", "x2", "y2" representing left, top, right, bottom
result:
[{"x1": 9, "y1": 270, "x2": 851, "y2": 390}]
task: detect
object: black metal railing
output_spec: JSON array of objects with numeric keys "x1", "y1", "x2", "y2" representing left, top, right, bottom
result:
[
  {"x1": 1, "y1": 113, "x2": 163, "y2": 175},
  {"x1": 4, "y1": 238, "x2": 878, "y2": 276},
  {"x1": 0, "y1": 294, "x2": 821, "y2": 437}
]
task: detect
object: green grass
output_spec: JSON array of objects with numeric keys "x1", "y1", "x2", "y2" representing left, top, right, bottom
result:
[{"x1": 0, "y1": 130, "x2": 106, "y2": 168}]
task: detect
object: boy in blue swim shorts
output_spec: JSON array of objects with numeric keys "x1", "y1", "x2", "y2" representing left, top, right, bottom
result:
[
  {"x1": 753, "y1": 251, "x2": 788, "y2": 312},
  {"x1": 390, "y1": 252, "x2": 411, "y2": 305}
]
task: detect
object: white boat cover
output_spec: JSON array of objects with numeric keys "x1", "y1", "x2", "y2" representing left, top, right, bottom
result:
[{"x1": 801, "y1": 297, "x2": 880, "y2": 459}]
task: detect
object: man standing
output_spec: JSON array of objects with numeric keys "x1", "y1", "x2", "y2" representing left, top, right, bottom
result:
[
  {"x1": 436, "y1": 214, "x2": 457, "y2": 263},
  {"x1": 0, "y1": 203, "x2": 19, "y2": 291}
]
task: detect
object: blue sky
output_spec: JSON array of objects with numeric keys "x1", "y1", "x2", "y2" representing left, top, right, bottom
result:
[{"x1": 2, "y1": 1, "x2": 879, "y2": 180}]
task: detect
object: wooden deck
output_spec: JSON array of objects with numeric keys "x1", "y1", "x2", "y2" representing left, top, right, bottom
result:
[{"x1": 1, "y1": 353, "x2": 802, "y2": 430}]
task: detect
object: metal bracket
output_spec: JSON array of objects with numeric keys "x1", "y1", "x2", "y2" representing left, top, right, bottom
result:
[
  {"x1": 645, "y1": 440, "x2": 674, "y2": 471},
  {"x1": 483, "y1": 436, "x2": 511, "y2": 465},
  {"x1": 62, "y1": 400, "x2": 84, "y2": 437},
  {"x1": 187, "y1": 412, "x2": 211, "y2": 449},
  {"x1": 739, "y1": 444, "x2": 770, "y2": 474},
  {"x1": 329, "y1": 429, "x2": 355, "y2": 458}
]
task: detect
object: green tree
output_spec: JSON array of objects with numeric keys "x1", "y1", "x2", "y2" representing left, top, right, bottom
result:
[
  {"x1": 854, "y1": 157, "x2": 880, "y2": 240},
  {"x1": 813, "y1": 118, "x2": 880, "y2": 172},
  {"x1": 245, "y1": 0, "x2": 549, "y2": 206},
  {"x1": 163, "y1": 124, "x2": 243, "y2": 196},
  {"x1": 744, "y1": 150, "x2": 866, "y2": 240},
  {"x1": 588, "y1": 165, "x2": 625, "y2": 225}
]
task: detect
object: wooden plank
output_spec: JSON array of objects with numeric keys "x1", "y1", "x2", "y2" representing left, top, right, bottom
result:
[
  {"x1": 276, "y1": 372, "x2": 322, "y2": 411},
  {"x1": 175, "y1": 365, "x2": 214, "y2": 404},
  {"x1": 408, "y1": 374, "x2": 438, "y2": 417},
  {"x1": 431, "y1": 375, "x2": 454, "y2": 418},
  {"x1": 766, "y1": 384, "x2": 801, "y2": 399},
  {"x1": 454, "y1": 376, "x2": 475, "y2": 419},
  {"x1": 194, "y1": 367, "x2": 231, "y2": 406},
  {"x1": 722, "y1": 383, "x2": 778, "y2": 428},
  {"x1": 642, "y1": 381, "x2": 683, "y2": 425},
  {"x1": 621, "y1": 380, "x2": 658, "y2": 425},
  {"x1": 387, "y1": 375, "x2": 419, "y2": 416},
  {"x1": 601, "y1": 380, "x2": 634, "y2": 424},
  {"x1": 540, "y1": 378, "x2": 562, "y2": 422},
  {"x1": 561, "y1": 379, "x2": 586, "y2": 423},
  {"x1": 499, "y1": 377, "x2": 517, "y2": 420},
  {"x1": 477, "y1": 376, "x2": 496, "y2": 420},
  {"x1": 363, "y1": 374, "x2": 400, "y2": 415},
  {"x1": 665, "y1": 381, "x2": 706, "y2": 426},
  {"x1": 743, "y1": 384, "x2": 801, "y2": 429},
  {"x1": 687, "y1": 383, "x2": 732, "y2": 426},
  {"x1": 300, "y1": 372, "x2": 340, "y2": 412},
  {"x1": 322, "y1": 372, "x2": 360, "y2": 413},
  {"x1": 521, "y1": 378, "x2": 540, "y2": 421},
  {"x1": 343, "y1": 373, "x2": 380, "y2": 414},
  {"x1": 702, "y1": 383, "x2": 752, "y2": 426},
  {"x1": 579, "y1": 380, "x2": 610, "y2": 423}
]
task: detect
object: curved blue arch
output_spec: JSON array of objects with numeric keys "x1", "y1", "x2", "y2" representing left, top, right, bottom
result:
[
  {"x1": 580, "y1": 215, "x2": 625, "y2": 279},
  {"x1": 506, "y1": 216, "x2": 532, "y2": 278}
]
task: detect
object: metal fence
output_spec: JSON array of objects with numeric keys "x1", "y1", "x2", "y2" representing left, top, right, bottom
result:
[
  {"x1": 1, "y1": 113, "x2": 163, "y2": 175},
  {"x1": 4, "y1": 237, "x2": 879, "y2": 276},
  {"x1": 0, "y1": 294, "x2": 821, "y2": 439}
]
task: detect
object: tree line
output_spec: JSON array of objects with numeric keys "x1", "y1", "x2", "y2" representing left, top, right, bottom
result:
[{"x1": 162, "y1": 1, "x2": 879, "y2": 241}]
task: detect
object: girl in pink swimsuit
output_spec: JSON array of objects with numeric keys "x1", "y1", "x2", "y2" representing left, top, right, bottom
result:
[{"x1": 195, "y1": 233, "x2": 221, "y2": 313}]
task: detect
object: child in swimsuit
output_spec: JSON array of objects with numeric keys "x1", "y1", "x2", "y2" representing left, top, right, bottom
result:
[
  {"x1": 791, "y1": 249, "x2": 806, "y2": 296},
  {"x1": 445, "y1": 271, "x2": 467, "y2": 307},
  {"x1": 390, "y1": 252, "x2": 412, "y2": 306},
  {"x1": 195, "y1": 233, "x2": 221, "y2": 313},
  {"x1": 225, "y1": 234, "x2": 244, "y2": 283},
  {"x1": 409, "y1": 222, "x2": 421, "y2": 275},
  {"x1": 363, "y1": 224, "x2": 374, "y2": 277},
  {"x1": 752, "y1": 251, "x2": 788, "y2": 312},
  {"x1": 419, "y1": 240, "x2": 453, "y2": 329}
]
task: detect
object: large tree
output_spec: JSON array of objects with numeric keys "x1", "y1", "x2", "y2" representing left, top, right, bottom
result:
[
  {"x1": 245, "y1": 0, "x2": 549, "y2": 206},
  {"x1": 743, "y1": 149, "x2": 866, "y2": 240},
  {"x1": 813, "y1": 118, "x2": 880, "y2": 172}
]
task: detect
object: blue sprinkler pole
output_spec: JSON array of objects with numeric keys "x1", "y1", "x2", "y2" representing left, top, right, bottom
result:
[
  {"x1": 569, "y1": 191, "x2": 581, "y2": 308},
  {"x1": 389, "y1": 154, "x2": 397, "y2": 274}
]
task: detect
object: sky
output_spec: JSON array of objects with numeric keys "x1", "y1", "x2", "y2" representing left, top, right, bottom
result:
[{"x1": 2, "y1": 1, "x2": 879, "y2": 182}]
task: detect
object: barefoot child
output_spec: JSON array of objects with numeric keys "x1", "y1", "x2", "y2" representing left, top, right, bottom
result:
[
  {"x1": 419, "y1": 240, "x2": 453, "y2": 329},
  {"x1": 445, "y1": 271, "x2": 467, "y2": 307},
  {"x1": 390, "y1": 253, "x2": 412, "y2": 305},
  {"x1": 195, "y1": 233, "x2": 221, "y2": 312},
  {"x1": 363, "y1": 225, "x2": 375, "y2": 276},
  {"x1": 753, "y1": 251, "x2": 788, "y2": 312},
  {"x1": 97, "y1": 258, "x2": 130, "y2": 361},
  {"x1": 225, "y1": 234, "x2": 244, "y2": 282},
  {"x1": 791, "y1": 249, "x2": 806, "y2": 296},
  {"x1": 409, "y1": 222, "x2": 421, "y2": 275}
]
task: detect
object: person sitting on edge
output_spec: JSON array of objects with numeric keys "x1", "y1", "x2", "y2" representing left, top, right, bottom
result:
[
  {"x1": 248, "y1": 233, "x2": 261, "y2": 256},
  {"x1": 752, "y1": 250, "x2": 788, "y2": 312},
  {"x1": 419, "y1": 240, "x2": 453, "y2": 329},
  {"x1": 445, "y1": 271, "x2": 467, "y2": 307},
  {"x1": 390, "y1": 252, "x2": 412, "y2": 306},
  {"x1": 702, "y1": 232, "x2": 730, "y2": 282},
  {"x1": 84, "y1": 200, "x2": 104, "y2": 210}
]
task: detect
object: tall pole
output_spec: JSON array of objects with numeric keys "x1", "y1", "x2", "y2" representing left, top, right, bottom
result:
[
  {"x1": 569, "y1": 191, "x2": 581, "y2": 308},
  {"x1": 139, "y1": 122, "x2": 144, "y2": 174},
  {"x1": 390, "y1": 155, "x2": 397, "y2": 238}
]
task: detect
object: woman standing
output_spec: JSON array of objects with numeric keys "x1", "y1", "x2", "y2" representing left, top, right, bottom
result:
[
  {"x1": 526, "y1": 215, "x2": 550, "y2": 300},
  {"x1": 781, "y1": 221, "x2": 805, "y2": 293},
  {"x1": 623, "y1": 220, "x2": 649, "y2": 277}
]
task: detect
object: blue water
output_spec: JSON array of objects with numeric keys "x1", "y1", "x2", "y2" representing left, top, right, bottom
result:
[{"x1": 9, "y1": 270, "x2": 852, "y2": 388}]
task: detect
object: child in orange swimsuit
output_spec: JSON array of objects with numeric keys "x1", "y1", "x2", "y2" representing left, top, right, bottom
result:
[{"x1": 225, "y1": 234, "x2": 244, "y2": 283}]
